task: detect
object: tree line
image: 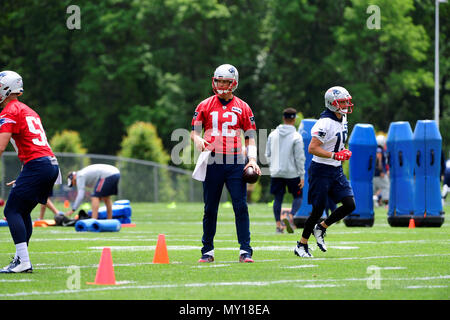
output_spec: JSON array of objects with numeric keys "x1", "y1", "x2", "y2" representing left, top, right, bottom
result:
[{"x1": 1, "y1": 0, "x2": 448, "y2": 163}]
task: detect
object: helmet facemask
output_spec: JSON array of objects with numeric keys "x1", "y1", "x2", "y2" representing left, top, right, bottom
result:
[
  {"x1": 212, "y1": 78, "x2": 237, "y2": 96},
  {"x1": 211, "y1": 64, "x2": 239, "y2": 97},
  {"x1": 332, "y1": 97, "x2": 354, "y2": 114}
]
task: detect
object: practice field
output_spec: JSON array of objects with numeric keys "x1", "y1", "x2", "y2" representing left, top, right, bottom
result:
[{"x1": 0, "y1": 201, "x2": 449, "y2": 301}]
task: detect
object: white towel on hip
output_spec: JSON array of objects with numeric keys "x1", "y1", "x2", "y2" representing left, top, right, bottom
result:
[{"x1": 192, "y1": 151, "x2": 211, "y2": 181}]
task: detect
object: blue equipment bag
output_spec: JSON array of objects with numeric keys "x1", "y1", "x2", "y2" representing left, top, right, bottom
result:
[{"x1": 87, "y1": 199, "x2": 132, "y2": 223}]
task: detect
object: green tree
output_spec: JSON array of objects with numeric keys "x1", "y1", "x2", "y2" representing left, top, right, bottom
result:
[
  {"x1": 119, "y1": 121, "x2": 175, "y2": 201},
  {"x1": 119, "y1": 122, "x2": 170, "y2": 164},
  {"x1": 327, "y1": 0, "x2": 434, "y2": 133},
  {"x1": 50, "y1": 130, "x2": 87, "y2": 154},
  {"x1": 411, "y1": 0, "x2": 450, "y2": 158},
  {"x1": 50, "y1": 129, "x2": 89, "y2": 176}
]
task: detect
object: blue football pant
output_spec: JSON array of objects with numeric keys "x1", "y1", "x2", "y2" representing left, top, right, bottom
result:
[
  {"x1": 201, "y1": 158, "x2": 252, "y2": 256},
  {"x1": 273, "y1": 194, "x2": 301, "y2": 222},
  {"x1": 270, "y1": 177, "x2": 303, "y2": 221},
  {"x1": 4, "y1": 157, "x2": 59, "y2": 244}
]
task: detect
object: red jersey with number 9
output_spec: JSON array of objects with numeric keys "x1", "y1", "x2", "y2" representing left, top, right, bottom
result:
[
  {"x1": 0, "y1": 99, "x2": 54, "y2": 163},
  {"x1": 191, "y1": 95, "x2": 256, "y2": 154}
]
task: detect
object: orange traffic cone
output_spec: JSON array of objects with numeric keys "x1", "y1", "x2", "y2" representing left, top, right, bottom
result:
[
  {"x1": 64, "y1": 200, "x2": 70, "y2": 209},
  {"x1": 87, "y1": 247, "x2": 118, "y2": 285},
  {"x1": 153, "y1": 234, "x2": 169, "y2": 264},
  {"x1": 408, "y1": 218, "x2": 416, "y2": 229}
]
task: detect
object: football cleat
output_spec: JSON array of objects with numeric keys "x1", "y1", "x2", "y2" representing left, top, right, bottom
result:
[
  {"x1": 276, "y1": 227, "x2": 284, "y2": 234},
  {"x1": 313, "y1": 224, "x2": 327, "y2": 252},
  {"x1": 239, "y1": 253, "x2": 254, "y2": 263},
  {"x1": 0, "y1": 257, "x2": 33, "y2": 273},
  {"x1": 198, "y1": 254, "x2": 214, "y2": 263},
  {"x1": 294, "y1": 241, "x2": 313, "y2": 258},
  {"x1": 282, "y1": 218, "x2": 295, "y2": 234}
]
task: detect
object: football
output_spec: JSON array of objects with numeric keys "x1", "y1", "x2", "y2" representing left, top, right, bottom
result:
[{"x1": 243, "y1": 166, "x2": 259, "y2": 184}]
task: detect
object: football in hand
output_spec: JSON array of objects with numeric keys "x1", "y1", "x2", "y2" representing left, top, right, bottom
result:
[{"x1": 243, "y1": 166, "x2": 259, "y2": 184}]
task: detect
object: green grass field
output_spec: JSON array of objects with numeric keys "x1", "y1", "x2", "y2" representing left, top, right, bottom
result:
[{"x1": 0, "y1": 201, "x2": 449, "y2": 301}]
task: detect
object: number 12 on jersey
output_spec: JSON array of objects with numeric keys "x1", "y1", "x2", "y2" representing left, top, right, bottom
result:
[{"x1": 211, "y1": 111, "x2": 237, "y2": 137}]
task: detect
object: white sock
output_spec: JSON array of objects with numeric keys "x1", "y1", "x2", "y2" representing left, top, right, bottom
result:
[
  {"x1": 442, "y1": 185, "x2": 448, "y2": 199},
  {"x1": 204, "y1": 250, "x2": 214, "y2": 257},
  {"x1": 15, "y1": 242, "x2": 30, "y2": 263}
]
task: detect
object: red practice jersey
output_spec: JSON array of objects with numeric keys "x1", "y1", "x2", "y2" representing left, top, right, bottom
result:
[
  {"x1": 0, "y1": 99, "x2": 54, "y2": 164},
  {"x1": 192, "y1": 95, "x2": 256, "y2": 154}
]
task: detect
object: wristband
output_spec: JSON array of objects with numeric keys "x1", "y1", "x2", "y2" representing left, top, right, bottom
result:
[
  {"x1": 247, "y1": 145, "x2": 257, "y2": 161},
  {"x1": 330, "y1": 152, "x2": 335, "y2": 160}
]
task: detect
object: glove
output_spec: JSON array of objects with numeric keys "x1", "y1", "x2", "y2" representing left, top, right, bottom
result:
[{"x1": 333, "y1": 149, "x2": 352, "y2": 161}]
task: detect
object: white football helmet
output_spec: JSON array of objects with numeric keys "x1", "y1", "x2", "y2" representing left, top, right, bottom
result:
[
  {"x1": 0, "y1": 71, "x2": 23, "y2": 104},
  {"x1": 324, "y1": 86, "x2": 353, "y2": 114},
  {"x1": 212, "y1": 64, "x2": 239, "y2": 95}
]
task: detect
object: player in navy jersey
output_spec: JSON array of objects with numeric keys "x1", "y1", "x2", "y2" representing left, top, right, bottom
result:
[
  {"x1": 0, "y1": 71, "x2": 60, "y2": 273},
  {"x1": 294, "y1": 86, "x2": 356, "y2": 258},
  {"x1": 191, "y1": 64, "x2": 261, "y2": 263}
]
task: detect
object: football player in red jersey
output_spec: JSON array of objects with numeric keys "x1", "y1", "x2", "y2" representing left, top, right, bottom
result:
[
  {"x1": 191, "y1": 64, "x2": 261, "y2": 263},
  {"x1": 0, "y1": 71, "x2": 60, "y2": 273}
]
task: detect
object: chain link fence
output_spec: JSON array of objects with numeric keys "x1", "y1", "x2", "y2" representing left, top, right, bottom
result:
[{"x1": 0, "y1": 152, "x2": 208, "y2": 203}]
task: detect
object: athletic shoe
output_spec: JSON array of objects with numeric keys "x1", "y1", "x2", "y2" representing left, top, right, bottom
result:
[
  {"x1": 198, "y1": 254, "x2": 214, "y2": 263},
  {"x1": 0, "y1": 257, "x2": 33, "y2": 273},
  {"x1": 294, "y1": 241, "x2": 313, "y2": 258},
  {"x1": 313, "y1": 224, "x2": 327, "y2": 252},
  {"x1": 239, "y1": 253, "x2": 254, "y2": 263},
  {"x1": 276, "y1": 227, "x2": 284, "y2": 234},
  {"x1": 282, "y1": 218, "x2": 295, "y2": 233}
]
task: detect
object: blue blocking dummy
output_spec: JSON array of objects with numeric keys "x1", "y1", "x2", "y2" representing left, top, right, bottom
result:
[
  {"x1": 293, "y1": 119, "x2": 328, "y2": 228},
  {"x1": 386, "y1": 122, "x2": 415, "y2": 226},
  {"x1": 344, "y1": 124, "x2": 377, "y2": 227},
  {"x1": 412, "y1": 120, "x2": 444, "y2": 227},
  {"x1": 75, "y1": 218, "x2": 121, "y2": 232},
  {"x1": 75, "y1": 219, "x2": 97, "y2": 232},
  {"x1": 87, "y1": 200, "x2": 132, "y2": 224}
]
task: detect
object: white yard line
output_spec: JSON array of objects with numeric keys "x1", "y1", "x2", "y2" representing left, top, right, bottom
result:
[
  {"x1": 283, "y1": 265, "x2": 318, "y2": 269},
  {"x1": 407, "y1": 285, "x2": 448, "y2": 289},
  {"x1": 2, "y1": 237, "x2": 448, "y2": 245},
  {"x1": 0, "y1": 275, "x2": 448, "y2": 298}
]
